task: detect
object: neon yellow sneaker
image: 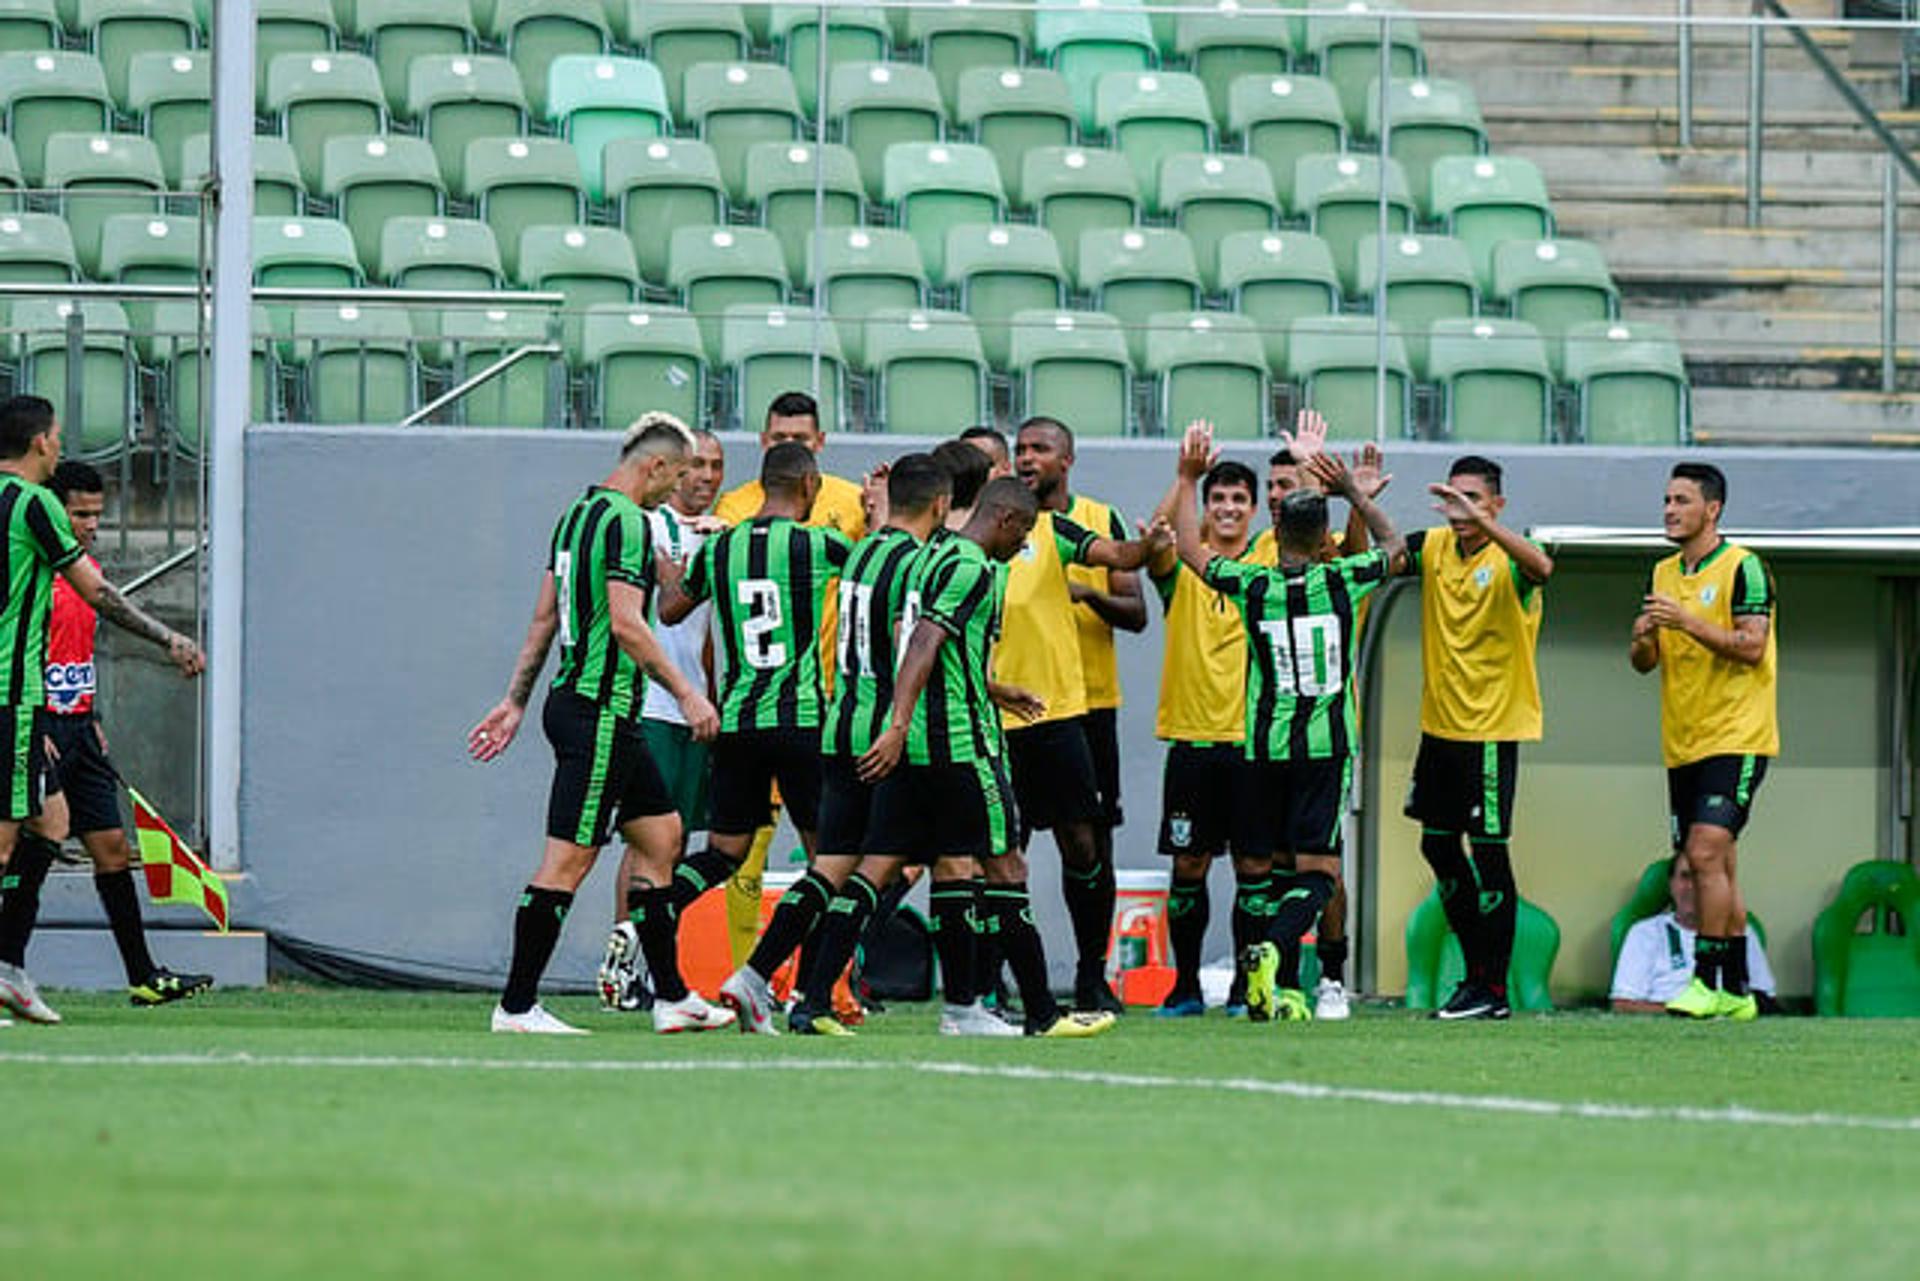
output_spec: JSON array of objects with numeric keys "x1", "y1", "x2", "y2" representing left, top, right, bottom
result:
[
  {"x1": 1275, "y1": 988, "x2": 1312, "y2": 1022},
  {"x1": 1715, "y1": 990, "x2": 1760, "y2": 1022},
  {"x1": 1241, "y1": 942, "x2": 1279, "y2": 1023},
  {"x1": 1034, "y1": 1010, "x2": 1116, "y2": 1039},
  {"x1": 1664, "y1": 976, "x2": 1719, "y2": 1019},
  {"x1": 790, "y1": 1009, "x2": 856, "y2": 1037}
]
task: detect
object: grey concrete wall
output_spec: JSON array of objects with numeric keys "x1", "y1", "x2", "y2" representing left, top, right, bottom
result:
[{"x1": 240, "y1": 427, "x2": 1920, "y2": 992}]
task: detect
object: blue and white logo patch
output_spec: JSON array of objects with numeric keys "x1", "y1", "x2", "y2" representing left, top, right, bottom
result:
[
  {"x1": 1473, "y1": 566, "x2": 1493, "y2": 590},
  {"x1": 1701, "y1": 585, "x2": 1718, "y2": 605}
]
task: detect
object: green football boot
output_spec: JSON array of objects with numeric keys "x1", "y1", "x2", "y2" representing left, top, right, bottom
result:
[
  {"x1": 1275, "y1": 988, "x2": 1312, "y2": 1022},
  {"x1": 1715, "y1": 989, "x2": 1760, "y2": 1022},
  {"x1": 1664, "y1": 976, "x2": 1719, "y2": 1019},
  {"x1": 129, "y1": 969, "x2": 214, "y2": 1008},
  {"x1": 1241, "y1": 942, "x2": 1279, "y2": 1023}
]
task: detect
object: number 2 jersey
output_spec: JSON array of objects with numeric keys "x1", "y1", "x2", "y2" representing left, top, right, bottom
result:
[{"x1": 1202, "y1": 548, "x2": 1391, "y2": 762}]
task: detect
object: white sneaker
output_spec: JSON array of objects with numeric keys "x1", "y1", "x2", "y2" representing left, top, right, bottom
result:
[
  {"x1": 597, "y1": 921, "x2": 645, "y2": 1012},
  {"x1": 1313, "y1": 977, "x2": 1351, "y2": 1021},
  {"x1": 0, "y1": 960, "x2": 60, "y2": 1025},
  {"x1": 490, "y1": 1003, "x2": 587, "y2": 1035},
  {"x1": 939, "y1": 1001, "x2": 1020, "y2": 1037},
  {"x1": 718, "y1": 967, "x2": 779, "y2": 1036},
  {"x1": 652, "y1": 992, "x2": 737, "y2": 1034}
]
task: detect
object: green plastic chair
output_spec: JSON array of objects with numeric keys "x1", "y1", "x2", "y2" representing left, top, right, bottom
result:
[
  {"x1": 1491, "y1": 239, "x2": 1618, "y2": 379},
  {"x1": 148, "y1": 298, "x2": 272, "y2": 450},
  {"x1": 1563, "y1": 320, "x2": 1689, "y2": 446},
  {"x1": 1295, "y1": 152, "x2": 1414, "y2": 298},
  {"x1": 97, "y1": 211, "x2": 198, "y2": 335},
  {"x1": 1608, "y1": 856, "x2": 1769, "y2": 975},
  {"x1": 1812, "y1": 860, "x2": 1920, "y2": 1018},
  {"x1": 358, "y1": 0, "x2": 471, "y2": 116},
  {"x1": 1148, "y1": 310, "x2": 1269, "y2": 439},
  {"x1": 1093, "y1": 69, "x2": 1212, "y2": 209},
  {"x1": 546, "y1": 54, "x2": 668, "y2": 201},
  {"x1": 721, "y1": 302, "x2": 846, "y2": 435},
  {"x1": 1353, "y1": 233, "x2": 1476, "y2": 380},
  {"x1": 1304, "y1": 2, "x2": 1422, "y2": 132},
  {"x1": 1008, "y1": 308, "x2": 1133, "y2": 436},
  {"x1": 1034, "y1": 0, "x2": 1155, "y2": 132},
  {"x1": 462, "y1": 136, "x2": 585, "y2": 277},
  {"x1": 379, "y1": 215, "x2": 501, "y2": 290},
  {"x1": 605, "y1": 136, "x2": 724, "y2": 288},
  {"x1": 909, "y1": 0, "x2": 1028, "y2": 115},
  {"x1": 1287, "y1": 314, "x2": 1412, "y2": 440},
  {"x1": 12, "y1": 297, "x2": 136, "y2": 460},
  {"x1": 180, "y1": 133, "x2": 305, "y2": 217},
  {"x1": 252, "y1": 215, "x2": 361, "y2": 350},
  {"x1": 433, "y1": 304, "x2": 558, "y2": 427},
  {"x1": 579, "y1": 302, "x2": 706, "y2": 431},
  {"x1": 43, "y1": 131, "x2": 165, "y2": 278},
  {"x1": 1366, "y1": 76, "x2": 1485, "y2": 217},
  {"x1": 489, "y1": 0, "x2": 606, "y2": 119},
  {"x1": 320, "y1": 133, "x2": 444, "y2": 274},
  {"x1": 254, "y1": 0, "x2": 335, "y2": 113},
  {"x1": 1159, "y1": 152, "x2": 1279, "y2": 291},
  {"x1": 264, "y1": 50, "x2": 385, "y2": 189},
  {"x1": 292, "y1": 299, "x2": 417, "y2": 424},
  {"x1": 1218, "y1": 229, "x2": 1339, "y2": 377},
  {"x1": 1433, "y1": 155, "x2": 1554, "y2": 296},
  {"x1": 406, "y1": 54, "x2": 526, "y2": 191},
  {"x1": 1426, "y1": 318, "x2": 1553, "y2": 444},
  {"x1": 808, "y1": 225, "x2": 926, "y2": 370},
  {"x1": 882, "y1": 140, "x2": 1005, "y2": 280},
  {"x1": 516, "y1": 223, "x2": 639, "y2": 360},
  {"x1": 1078, "y1": 225, "x2": 1202, "y2": 368},
  {"x1": 863, "y1": 307, "x2": 988, "y2": 433},
  {"x1": 944, "y1": 223, "x2": 1065, "y2": 374},
  {"x1": 666, "y1": 223, "x2": 786, "y2": 361},
  {"x1": 1229, "y1": 72, "x2": 1343, "y2": 214},
  {"x1": 0, "y1": 50, "x2": 113, "y2": 184},
  {"x1": 771, "y1": 3, "x2": 888, "y2": 120},
  {"x1": 743, "y1": 140, "x2": 861, "y2": 287},
  {"x1": 0, "y1": 0, "x2": 58, "y2": 52},
  {"x1": 1404, "y1": 884, "x2": 1558, "y2": 1012},
  {"x1": 1022, "y1": 145, "x2": 1139, "y2": 280},
  {"x1": 0, "y1": 135, "x2": 18, "y2": 211},
  {"x1": 683, "y1": 61, "x2": 802, "y2": 205},
  {"x1": 629, "y1": 2, "x2": 747, "y2": 118},
  {"x1": 829, "y1": 61, "x2": 944, "y2": 202},
  {"x1": 126, "y1": 49, "x2": 207, "y2": 185},
  {"x1": 1177, "y1": 0, "x2": 1296, "y2": 126},
  {"x1": 954, "y1": 65, "x2": 1074, "y2": 209},
  {"x1": 0, "y1": 211, "x2": 80, "y2": 293},
  {"x1": 75, "y1": 0, "x2": 196, "y2": 113}
]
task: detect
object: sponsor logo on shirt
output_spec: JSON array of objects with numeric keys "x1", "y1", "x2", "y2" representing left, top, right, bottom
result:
[{"x1": 46, "y1": 660, "x2": 95, "y2": 711}]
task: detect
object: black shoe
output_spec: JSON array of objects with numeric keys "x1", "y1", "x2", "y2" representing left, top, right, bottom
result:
[
  {"x1": 1432, "y1": 982, "x2": 1511, "y2": 1021},
  {"x1": 129, "y1": 968, "x2": 213, "y2": 1007},
  {"x1": 1074, "y1": 967, "x2": 1126, "y2": 1015}
]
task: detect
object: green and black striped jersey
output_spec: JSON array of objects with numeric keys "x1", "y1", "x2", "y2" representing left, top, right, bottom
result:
[
  {"x1": 904, "y1": 533, "x2": 1006, "y2": 766},
  {"x1": 548, "y1": 486, "x2": 655, "y2": 720},
  {"x1": 684, "y1": 516, "x2": 853, "y2": 733},
  {"x1": 0, "y1": 474, "x2": 81, "y2": 707},
  {"x1": 824, "y1": 526, "x2": 923, "y2": 758},
  {"x1": 1203, "y1": 549, "x2": 1391, "y2": 762}
]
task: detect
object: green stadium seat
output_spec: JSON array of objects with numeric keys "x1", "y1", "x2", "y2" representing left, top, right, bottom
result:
[
  {"x1": 666, "y1": 223, "x2": 786, "y2": 361},
  {"x1": 0, "y1": 0, "x2": 58, "y2": 52},
  {"x1": 126, "y1": 50, "x2": 207, "y2": 185},
  {"x1": 1147, "y1": 310, "x2": 1269, "y2": 439},
  {"x1": 1426, "y1": 318, "x2": 1553, "y2": 444},
  {"x1": 955, "y1": 66, "x2": 1075, "y2": 208},
  {"x1": 1304, "y1": 2, "x2": 1422, "y2": 132},
  {"x1": 943, "y1": 223, "x2": 1066, "y2": 374},
  {"x1": 0, "y1": 135, "x2": 21, "y2": 210},
  {"x1": 1563, "y1": 320, "x2": 1689, "y2": 446},
  {"x1": 1034, "y1": 0, "x2": 1155, "y2": 132},
  {"x1": 431, "y1": 303, "x2": 558, "y2": 428},
  {"x1": 1353, "y1": 233, "x2": 1476, "y2": 379},
  {"x1": 379, "y1": 215, "x2": 501, "y2": 290},
  {"x1": 254, "y1": 0, "x2": 336, "y2": 113},
  {"x1": 770, "y1": 4, "x2": 888, "y2": 120},
  {"x1": 1404, "y1": 884, "x2": 1557, "y2": 1013},
  {"x1": 43, "y1": 131, "x2": 164, "y2": 278},
  {"x1": 1177, "y1": 0, "x2": 1296, "y2": 126},
  {"x1": 1008, "y1": 308, "x2": 1133, "y2": 435},
  {"x1": 357, "y1": 0, "x2": 472, "y2": 116},
  {"x1": 882, "y1": 140, "x2": 1005, "y2": 280},
  {"x1": 461, "y1": 136, "x2": 585, "y2": 277},
  {"x1": 828, "y1": 61, "x2": 943, "y2": 202},
  {"x1": 253, "y1": 214, "x2": 361, "y2": 287},
  {"x1": 605, "y1": 136, "x2": 724, "y2": 288},
  {"x1": 489, "y1": 0, "x2": 607, "y2": 119},
  {"x1": 1094, "y1": 69, "x2": 1212, "y2": 209},
  {"x1": 406, "y1": 54, "x2": 526, "y2": 189},
  {"x1": 1490, "y1": 238, "x2": 1618, "y2": 378},
  {"x1": 148, "y1": 298, "x2": 272, "y2": 450},
  {"x1": 1812, "y1": 860, "x2": 1920, "y2": 1018},
  {"x1": 1294, "y1": 152, "x2": 1414, "y2": 297},
  {"x1": 1287, "y1": 313, "x2": 1412, "y2": 440},
  {"x1": 265, "y1": 51, "x2": 385, "y2": 189},
  {"x1": 1432, "y1": 155, "x2": 1554, "y2": 295},
  {"x1": 1159, "y1": 152, "x2": 1279, "y2": 292},
  {"x1": 744, "y1": 140, "x2": 861, "y2": 286},
  {"x1": 0, "y1": 51, "x2": 113, "y2": 184},
  {"x1": 97, "y1": 211, "x2": 198, "y2": 334},
  {"x1": 12, "y1": 297, "x2": 136, "y2": 459},
  {"x1": 683, "y1": 61, "x2": 802, "y2": 205},
  {"x1": 722, "y1": 302, "x2": 847, "y2": 434},
  {"x1": 75, "y1": 0, "x2": 196, "y2": 113},
  {"x1": 1609, "y1": 856, "x2": 1768, "y2": 976},
  {"x1": 0, "y1": 211, "x2": 78, "y2": 293},
  {"x1": 179, "y1": 133, "x2": 305, "y2": 217},
  {"x1": 546, "y1": 54, "x2": 669, "y2": 201},
  {"x1": 292, "y1": 298, "x2": 417, "y2": 424},
  {"x1": 1078, "y1": 225, "x2": 1202, "y2": 368},
  {"x1": 1022, "y1": 145, "x2": 1140, "y2": 280},
  {"x1": 909, "y1": 0, "x2": 1028, "y2": 116},
  {"x1": 580, "y1": 302, "x2": 706, "y2": 431},
  {"x1": 628, "y1": 3, "x2": 747, "y2": 119},
  {"x1": 321, "y1": 134, "x2": 444, "y2": 274},
  {"x1": 1218, "y1": 229, "x2": 1339, "y2": 376},
  {"x1": 517, "y1": 223, "x2": 639, "y2": 359},
  {"x1": 807, "y1": 225, "x2": 926, "y2": 369},
  {"x1": 1228, "y1": 72, "x2": 1343, "y2": 213},
  {"x1": 1365, "y1": 76, "x2": 1485, "y2": 217},
  {"x1": 862, "y1": 307, "x2": 988, "y2": 433}
]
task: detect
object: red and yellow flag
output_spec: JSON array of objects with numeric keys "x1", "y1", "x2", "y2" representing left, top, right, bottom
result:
[{"x1": 130, "y1": 789, "x2": 229, "y2": 932}]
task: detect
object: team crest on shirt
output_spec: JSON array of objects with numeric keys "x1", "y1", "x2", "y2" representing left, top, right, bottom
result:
[
  {"x1": 1473, "y1": 566, "x2": 1493, "y2": 590},
  {"x1": 1700, "y1": 586, "x2": 1718, "y2": 605},
  {"x1": 1020, "y1": 540, "x2": 1037, "y2": 561},
  {"x1": 1169, "y1": 816, "x2": 1192, "y2": 848}
]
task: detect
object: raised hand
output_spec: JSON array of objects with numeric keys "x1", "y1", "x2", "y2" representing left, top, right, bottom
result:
[
  {"x1": 1280, "y1": 408, "x2": 1329, "y2": 465},
  {"x1": 1177, "y1": 419, "x2": 1217, "y2": 480},
  {"x1": 1305, "y1": 450, "x2": 1351, "y2": 496},
  {"x1": 1429, "y1": 481, "x2": 1486, "y2": 527},
  {"x1": 1352, "y1": 442, "x2": 1391, "y2": 498},
  {"x1": 1143, "y1": 514, "x2": 1175, "y2": 554}
]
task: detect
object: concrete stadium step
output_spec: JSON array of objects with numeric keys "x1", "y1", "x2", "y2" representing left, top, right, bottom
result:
[
  {"x1": 1422, "y1": 23, "x2": 1854, "y2": 72},
  {"x1": 1579, "y1": 224, "x2": 1920, "y2": 276},
  {"x1": 1646, "y1": 305, "x2": 1919, "y2": 371},
  {"x1": 1451, "y1": 64, "x2": 1902, "y2": 115},
  {"x1": 1692, "y1": 386, "x2": 1920, "y2": 446},
  {"x1": 1487, "y1": 109, "x2": 1920, "y2": 152},
  {"x1": 24, "y1": 928, "x2": 266, "y2": 992},
  {"x1": 1522, "y1": 143, "x2": 1913, "y2": 196}
]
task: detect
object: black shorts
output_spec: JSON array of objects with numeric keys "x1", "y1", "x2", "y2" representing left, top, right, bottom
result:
[
  {"x1": 1005, "y1": 715, "x2": 1101, "y2": 841},
  {"x1": 1158, "y1": 741, "x2": 1240, "y2": 858},
  {"x1": 814, "y1": 754, "x2": 874, "y2": 856},
  {"x1": 1082, "y1": 706, "x2": 1124, "y2": 828},
  {"x1": 707, "y1": 727, "x2": 822, "y2": 837},
  {"x1": 1232, "y1": 756, "x2": 1351, "y2": 859},
  {"x1": 1668, "y1": 753, "x2": 1769, "y2": 847},
  {"x1": 864, "y1": 756, "x2": 1018, "y2": 863},
  {"x1": 1404, "y1": 734, "x2": 1520, "y2": 841},
  {"x1": 543, "y1": 691, "x2": 675, "y2": 848},
  {"x1": 47, "y1": 712, "x2": 120, "y2": 835},
  {"x1": 0, "y1": 705, "x2": 54, "y2": 823}
]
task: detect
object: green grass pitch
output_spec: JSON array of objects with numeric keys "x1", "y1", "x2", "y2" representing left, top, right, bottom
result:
[{"x1": 5, "y1": 988, "x2": 1919, "y2": 1280}]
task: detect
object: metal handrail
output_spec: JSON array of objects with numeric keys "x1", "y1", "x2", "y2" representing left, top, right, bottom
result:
[
  {"x1": 125, "y1": 543, "x2": 203, "y2": 597},
  {"x1": 0, "y1": 284, "x2": 569, "y2": 305},
  {"x1": 1759, "y1": 0, "x2": 1920, "y2": 190},
  {"x1": 398, "y1": 343, "x2": 563, "y2": 427}
]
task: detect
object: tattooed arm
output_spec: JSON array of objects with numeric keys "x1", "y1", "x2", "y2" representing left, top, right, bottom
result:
[{"x1": 60, "y1": 556, "x2": 203, "y2": 677}]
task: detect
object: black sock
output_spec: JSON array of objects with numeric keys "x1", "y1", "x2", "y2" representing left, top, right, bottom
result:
[
  {"x1": 1693, "y1": 935, "x2": 1725, "y2": 990},
  {"x1": 1060, "y1": 855, "x2": 1109, "y2": 971},
  {"x1": 1167, "y1": 874, "x2": 1209, "y2": 993},
  {"x1": 984, "y1": 882, "x2": 1060, "y2": 1027},
  {"x1": 1721, "y1": 935, "x2": 1750, "y2": 996},
  {"x1": 1315, "y1": 935, "x2": 1348, "y2": 986},
  {"x1": 970, "y1": 877, "x2": 1006, "y2": 1002},
  {"x1": 747, "y1": 868, "x2": 834, "y2": 982},
  {"x1": 1231, "y1": 870, "x2": 1272, "y2": 958},
  {"x1": 797, "y1": 874, "x2": 879, "y2": 1014},
  {"x1": 1264, "y1": 871, "x2": 1336, "y2": 990},
  {"x1": 929, "y1": 879, "x2": 976, "y2": 1006},
  {"x1": 0, "y1": 831, "x2": 61, "y2": 966},
  {"x1": 1468, "y1": 841, "x2": 1518, "y2": 997},
  {"x1": 1420, "y1": 830, "x2": 1485, "y2": 983},
  {"x1": 501, "y1": 886, "x2": 573, "y2": 1014},
  {"x1": 94, "y1": 868, "x2": 157, "y2": 984},
  {"x1": 630, "y1": 886, "x2": 688, "y2": 1002},
  {"x1": 669, "y1": 848, "x2": 736, "y2": 916}
]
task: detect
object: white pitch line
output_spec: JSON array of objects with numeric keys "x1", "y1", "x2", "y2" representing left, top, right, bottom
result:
[{"x1": 2, "y1": 1051, "x2": 1917, "y2": 1136}]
